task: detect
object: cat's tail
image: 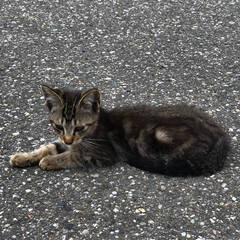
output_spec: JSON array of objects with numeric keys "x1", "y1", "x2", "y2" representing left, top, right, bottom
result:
[
  {"x1": 184, "y1": 133, "x2": 231, "y2": 176},
  {"x1": 206, "y1": 133, "x2": 230, "y2": 174},
  {"x1": 124, "y1": 127, "x2": 230, "y2": 176},
  {"x1": 163, "y1": 134, "x2": 230, "y2": 176}
]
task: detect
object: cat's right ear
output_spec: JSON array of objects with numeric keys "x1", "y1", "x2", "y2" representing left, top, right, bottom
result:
[{"x1": 41, "y1": 85, "x2": 63, "y2": 112}]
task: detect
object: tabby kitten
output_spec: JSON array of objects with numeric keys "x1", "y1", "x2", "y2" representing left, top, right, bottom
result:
[{"x1": 10, "y1": 85, "x2": 229, "y2": 176}]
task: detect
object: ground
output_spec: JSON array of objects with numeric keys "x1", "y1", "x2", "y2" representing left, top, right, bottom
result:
[{"x1": 0, "y1": 0, "x2": 240, "y2": 239}]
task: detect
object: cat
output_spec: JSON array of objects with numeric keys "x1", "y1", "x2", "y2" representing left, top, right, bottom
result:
[{"x1": 10, "y1": 85, "x2": 230, "y2": 176}]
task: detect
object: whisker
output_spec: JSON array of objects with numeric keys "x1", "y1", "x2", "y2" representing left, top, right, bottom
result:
[
  {"x1": 86, "y1": 138, "x2": 110, "y2": 142},
  {"x1": 82, "y1": 140, "x2": 101, "y2": 147}
]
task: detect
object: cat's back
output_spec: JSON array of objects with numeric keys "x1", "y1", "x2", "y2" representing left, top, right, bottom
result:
[
  {"x1": 109, "y1": 104, "x2": 218, "y2": 125},
  {"x1": 108, "y1": 103, "x2": 228, "y2": 144}
]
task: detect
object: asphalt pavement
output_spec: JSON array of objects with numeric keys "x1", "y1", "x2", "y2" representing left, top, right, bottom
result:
[{"x1": 0, "y1": 0, "x2": 240, "y2": 239}]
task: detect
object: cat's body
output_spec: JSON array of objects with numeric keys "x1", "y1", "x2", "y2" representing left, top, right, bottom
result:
[{"x1": 10, "y1": 86, "x2": 230, "y2": 176}]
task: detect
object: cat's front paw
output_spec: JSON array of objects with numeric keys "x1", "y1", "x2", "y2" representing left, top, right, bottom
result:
[
  {"x1": 39, "y1": 156, "x2": 59, "y2": 170},
  {"x1": 10, "y1": 153, "x2": 33, "y2": 167}
]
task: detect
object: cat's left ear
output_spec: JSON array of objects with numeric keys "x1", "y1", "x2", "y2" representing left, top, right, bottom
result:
[
  {"x1": 41, "y1": 85, "x2": 64, "y2": 112},
  {"x1": 78, "y1": 88, "x2": 100, "y2": 113}
]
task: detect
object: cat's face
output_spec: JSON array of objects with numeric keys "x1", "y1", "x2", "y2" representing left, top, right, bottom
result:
[{"x1": 41, "y1": 85, "x2": 100, "y2": 145}]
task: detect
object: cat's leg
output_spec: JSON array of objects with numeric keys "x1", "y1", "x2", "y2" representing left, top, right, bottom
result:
[
  {"x1": 39, "y1": 144, "x2": 116, "y2": 170},
  {"x1": 10, "y1": 142, "x2": 67, "y2": 168},
  {"x1": 39, "y1": 151, "x2": 81, "y2": 170}
]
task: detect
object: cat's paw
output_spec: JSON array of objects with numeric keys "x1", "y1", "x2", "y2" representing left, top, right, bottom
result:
[
  {"x1": 39, "y1": 156, "x2": 59, "y2": 170},
  {"x1": 10, "y1": 153, "x2": 33, "y2": 167}
]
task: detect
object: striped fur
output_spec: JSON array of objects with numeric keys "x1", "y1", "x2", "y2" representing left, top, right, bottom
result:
[{"x1": 10, "y1": 86, "x2": 230, "y2": 176}]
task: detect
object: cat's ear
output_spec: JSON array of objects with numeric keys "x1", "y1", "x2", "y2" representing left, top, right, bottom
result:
[
  {"x1": 41, "y1": 85, "x2": 64, "y2": 112},
  {"x1": 78, "y1": 88, "x2": 100, "y2": 113}
]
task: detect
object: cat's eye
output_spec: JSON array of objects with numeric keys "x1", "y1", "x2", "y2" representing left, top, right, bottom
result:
[
  {"x1": 50, "y1": 121, "x2": 64, "y2": 132},
  {"x1": 55, "y1": 124, "x2": 64, "y2": 131},
  {"x1": 74, "y1": 126, "x2": 85, "y2": 132}
]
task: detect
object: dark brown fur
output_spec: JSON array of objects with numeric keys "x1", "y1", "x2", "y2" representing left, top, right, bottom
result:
[{"x1": 10, "y1": 86, "x2": 230, "y2": 176}]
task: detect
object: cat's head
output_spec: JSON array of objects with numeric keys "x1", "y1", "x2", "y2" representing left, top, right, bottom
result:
[{"x1": 41, "y1": 85, "x2": 100, "y2": 145}]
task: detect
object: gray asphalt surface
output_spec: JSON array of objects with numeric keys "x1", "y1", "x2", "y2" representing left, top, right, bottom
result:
[{"x1": 1, "y1": 0, "x2": 240, "y2": 239}]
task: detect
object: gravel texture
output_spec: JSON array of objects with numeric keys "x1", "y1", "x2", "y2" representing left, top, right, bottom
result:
[{"x1": 1, "y1": 0, "x2": 240, "y2": 239}]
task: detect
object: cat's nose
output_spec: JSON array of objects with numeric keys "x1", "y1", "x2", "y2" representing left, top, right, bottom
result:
[{"x1": 63, "y1": 135, "x2": 74, "y2": 145}]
